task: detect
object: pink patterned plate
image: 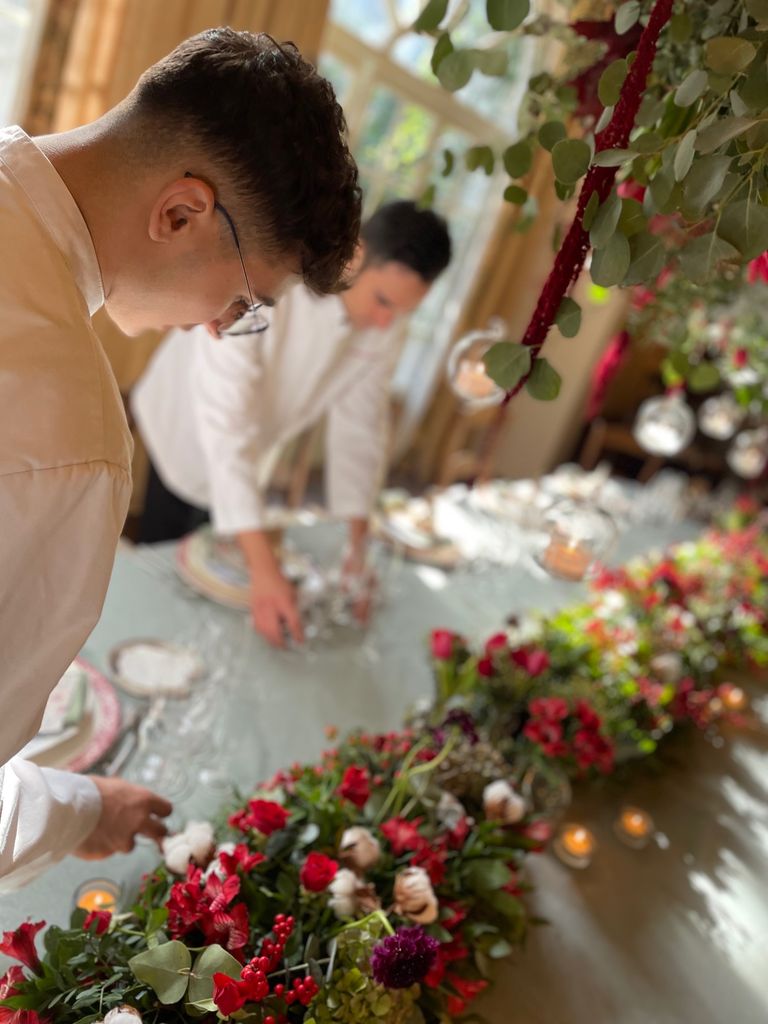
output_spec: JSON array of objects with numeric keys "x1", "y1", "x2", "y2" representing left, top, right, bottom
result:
[{"x1": 24, "y1": 658, "x2": 122, "y2": 774}]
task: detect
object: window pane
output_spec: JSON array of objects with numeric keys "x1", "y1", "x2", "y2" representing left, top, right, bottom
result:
[
  {"x1": 330, "y1": 0, "x2": 394, "y2": 47},
  {"x1": 318, "y1": 52, "x2": 353, "y2": 105},
  {"x1": 0, "y1": 0, "x2": 39, "y2": 126}
]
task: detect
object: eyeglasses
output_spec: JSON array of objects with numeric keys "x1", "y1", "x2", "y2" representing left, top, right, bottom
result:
[{"x1": 185, "y1": 172, "x2": 269, "y2": 337}]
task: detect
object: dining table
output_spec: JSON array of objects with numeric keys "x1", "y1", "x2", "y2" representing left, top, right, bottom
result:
[{"x1": 1, "y1": 513, "x2": 766, "y2": 1024}]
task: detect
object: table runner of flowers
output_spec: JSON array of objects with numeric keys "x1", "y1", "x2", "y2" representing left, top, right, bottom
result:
[{"x1": 2, "y1": 500, "x2": 766, "y2": 1024}]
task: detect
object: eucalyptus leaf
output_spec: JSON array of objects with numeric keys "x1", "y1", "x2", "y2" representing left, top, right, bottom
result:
[
  {"x1": 592, "y1": 148, "x2": 636, "y2": 167},
  {"x1": 591, "y1": 232, "x2": 631, "y2": 287},
  {"x1": 414, "y1": 0, "x2": 448, "y2": 31},
  {"x1": 538, "y1": 120, "x2": 567, "y2": 151},
  {"x1": 598, "y1": 59, "x2": 628, "y2": 108},
  {"x1": 503, "y1": 140, "x2": 532, "y2": 178},
  {"x1": 677, "y1": 233, "x2": 740, "y2": 282},
  {"x1": 704, "y1": 37, "x2": 757, "y2": 74},
  {"x1": 619, "y1": 197, "x2": 647, "y2": 236},
  {"x1": 464, "y1": 858, "x2": 512, "y2": 892},
  {"x1": 441, "y1": 148, "x2": 454, "y2": 177},
  {"x1": 632, "y1": 131, "x2": 662, "y2": 154},
  {"x1": 552, "y1": 138, "x2": 591, "y2": 184},
  {"x1": 739, "y1": 53, "x2": 768, "y2": 109},
  {"x1": 673, "y1": 129, "x2": 698, "y2": 181},
  {"x1": 674, "y1": 69, "x2": 708, "y2": 108},
  {"x1": 504, "y1": 184, "x2": 528, "y2": 204},
  {"x1": 669, "y1": 11, "x2": 693, "y2": 42},
  {"x1": 471, "y1": 48, "x2": 508, "y2": 77},
  {"x1": 623, "y1": 231, "x2": 666, "y2": 285},
  {"x1": 582, "y1": 190, "x2": 600, "y2": 231},
  {"x1": 431, "y1": 32, "x2": 453, "y2": 75},
  {"x1": 716, "y1": 199, "x2": 768, "y2": 259},
  {"x1": 465, "y1": 145, "x2": 495, "y2": 174},
  {"x1": 487, "y1": 0, "x2": 530, "y2": 30},
  {"x1": 746, "y1": 0, "x2": 768, "y2": 22},
  {"x1": 590, "y1": 192, "x2": 622, "y2": 248},
  {"x1": 688, "y1": 362, "x2": 721, "y2": 393},
  {"x1": 615, "y1": 0, "x2": 640, "y2": 33},
  {"x1": 555, "y1": 297, "x2": 581, "y2": 338},
  {"x1": 526, "y1": 358, "x2": 562, "y2": 400},
  {"x1": 487, "y1": 938, "x2": 514, "y2": 959},
  {"x1": 436, "y1": 50, "x2": 474, "y2": 90},
  {"x1": 695, "y1": 116, "x2": 757, "y2": 152},
  {"x1": 187, "y1": 946, "x2": 242, "y2": 1008},
  {"x1": 129, "y1": 942, "x2": 191, "y2": 1005},
  {"x1": 681, "y1": 154, "x2": 732, "y2": 214},
  {"x1": 483, "y1": 342, "x2": 531, "y2": 390}
]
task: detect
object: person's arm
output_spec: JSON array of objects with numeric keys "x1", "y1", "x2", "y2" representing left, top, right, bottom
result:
[{"x1": 192, "y1": 328, "x2": 301, "y2": 645}]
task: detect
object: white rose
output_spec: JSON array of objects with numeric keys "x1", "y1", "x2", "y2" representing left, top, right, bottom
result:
[
  {"x1": 393, "y1": 866, "x2": 438, "y2": 925},
  {"x1": 339, "y1": 827, "x2": 381, "y2": 873},
  {"x1": 204, "y1": 842, "x2": 236, "y2": 881},
  {"x1": 162, "y1": 820, "x2": 215, "y2": 874},
  {"x1": 102, "y1": 1008, "x2": 142, "y2": 1024},
  {"x1": 437, "y1": 791, "x2": 467, "y2": 831},
  {"x1": 483, "y1": 780, "x2": 526, "y2": 824}
]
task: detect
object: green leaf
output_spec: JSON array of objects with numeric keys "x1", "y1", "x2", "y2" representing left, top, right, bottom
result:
[
  {"x1": 716, "y1": 199, "x2": 768, "y2": 259},
  {"x1": 538, "y1": 121, "x2": 567, "y2": 151},
  {"x1": 465, "y1": 145, "x2": 495, "y2": 175},
  {"x1": 695, "y1": 116, "x2": 756, "y2": 153},
  {"x1": 598, "y1": 59, "x2": 628, "y2": 108},
  {"x1": 129, "y1": 941, "x2": 191, "y2": 1005},
  {"x1": 441, "y1": 148, "x2": 454, "y2": 177},
  {"x1": 436, "y1": 50, "x2": 474, "y2": 90},
  {"x1": 615, "y1": 0, "x2": 640, "y2": 33},
  {"x1": 431, "y1": 32, "x2": 453, "y2": 75},
  {"x1": 632, "y1": 131, "x2": 662, "y2": 154},
  {"x1": 618, "y1": 197, "x2": 647, "y2": 237},
  {"x1": 592, "y1": 147, "x2": 636, "y2": 167},
  {"x1": 688, "y1": 362, "x2": 721, "y2": 393},
  {"x1": 483, "y1": 342, "x2": 532, "y2": 389},
  {"x1": 739, "y1": 53, "x2": 768, "y2": 109},
  {"x1": 487, "y1": 938, "x2": 514, "y2": 959},
  {"x1": 414, "y1": 0, "x2": 448, "y2": 31},
  {"x1": 471, "y1": 48, "x2": 508, "y2": 77},
  {"x1": 674, "y1": 69, "x2": 708, "y2": 107},
  {"x1": 623, "y1": 231, "x2": 666, "y2": 285},
  {"x1": 485, "y1": 889, "x2": 525, "y2": 922},
  {"x1": 704, "y1": 37, "x2": 757, "y2": 74},
  {"x1": 503, "y1": 140, "x2": 532, "y2": 178},
  {"x1": 555, "y1": 297, "x2": 582, "y2": 338},
  {"x1": 187, "y1": 945, "x2": 241, "y2": 1009},
  {"x1": 677, "y1": 233, "x2": 740, "y2": 282},
  {"x1": 582, "y1": 189, "x2": 600, "y2": 231},
  {"x1": 681, "y1": 154, "x2": 732, "y2": 214},
  {"x1": 487, "y1": 0, "x2": 530, "y2": 31},
  {"x1": 504, "y1": 184, "x2": 528, "y2": 204},
  {"x1": 746, "y1": 0, "x2": 768, "y2": 22},
  {"x1": 526, "y1": 357, "x2": 562, "y2": 400},
  {"x1": 669, "y1": 11, "x2": 692, "y2": 43},
  {"x1": 464, "y1": 858, "x2": 513, "y2": 892},
  {"x1": 590, "y1": 192, "x2": 622, "y2": 248},
  {"x1": 418, "y1": 183, "x2": 436, "y2": 209},
  {"x1": 591, "y1": 232, "x2": 631, "y2": 286},
  {"x1": 673, "y1": 129, "x2": 697, "y2": 182},
  {"x1": 552, "y1": 138, "x2": 591, "y2": 184}
]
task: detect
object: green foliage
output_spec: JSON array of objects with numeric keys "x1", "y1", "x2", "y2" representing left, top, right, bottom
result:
[
  {"x1": 482, "y1": 341, "x2": 532, "y2": 389},
  {"x1": 526, "y1": 357, "x2": 563, "y2": 400}
]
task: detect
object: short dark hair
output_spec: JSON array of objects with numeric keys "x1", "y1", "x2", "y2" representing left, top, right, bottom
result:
[
  {"x1": 134, "y1": 28, "x2": 361, "y2": 295},
  {"x1": 360, "y1": 201, "x2": 451, "y2": 283}
]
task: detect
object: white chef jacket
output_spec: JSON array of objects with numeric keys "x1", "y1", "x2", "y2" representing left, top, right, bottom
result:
[
  {"x1": 132, "y1": 288, "x2": 404, "y2": 534},
  {"x1": 0, "y1": 127, "x2": 132, "y2": 890}
]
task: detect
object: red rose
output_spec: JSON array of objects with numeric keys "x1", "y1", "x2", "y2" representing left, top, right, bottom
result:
[
  {"x1": 575, "y1": 699, "x2": 601, "y2": 730},
  {"x1": 528, "y1": 696, "x2": 569, "y2": 721},
  {"x1": 338, "y1": 765, "x2": 370, "y2": 808},
  {"x1": 430, "y1": 629, "x2": 458, "y2": 660},
  {"x1": 484, "y1": 632, "x2": 508, "y2": 654},
  {"x1": 381, "y1": 816, "x2": 426, "y2": 856},
  {"x1": 248, "y1": 799, "x2": 289, "y2": 835},
  {"x1": 512, "y1": 646, "x2": 550, "y2": 677},
  {"x1": 477, "y1": 656, "x2": 495, "y2": 677},
  {"x1": 300, "y1": 852, "x2": 339, "y2": 892},
  {"x1": 212, "y1": 973, "x2": 246, "y2": 1017},
  {"x1": 0, "y1": 921, "x2": 44, "y2": 974},
  {"x1": 83, "y1": 910, "x2": 111, "y2": 935},
  {"x1": 733, "y1": 347, "x2": 748, "y2": 368}
]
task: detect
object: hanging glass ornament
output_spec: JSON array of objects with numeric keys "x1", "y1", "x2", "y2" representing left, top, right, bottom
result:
[
  {"x1": 446, "y1": 318, "x2": 507, "y2": 409},
  {"x1": 533, "y1": 498, "x2": 618, "y2": 582},
  {"x1": 697, "y1": 393, "x2": 745, "y2": 441},
  {"x1": 726, "y1": 427, "x2": 768, "y2": 479},
  {"x1": 632, "y1": 392, "x2": 696, "y2": 457}
]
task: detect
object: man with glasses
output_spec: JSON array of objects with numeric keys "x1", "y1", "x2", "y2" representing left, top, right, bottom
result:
[
  {"x1": 133, "y1": 201, "x2": 451, "y2": 647},
  {"x1": 0, "y1": 28, "x2": 360, "y2": 887}
]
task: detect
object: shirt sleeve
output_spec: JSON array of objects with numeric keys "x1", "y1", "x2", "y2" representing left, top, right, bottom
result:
[
  {"x1": 0, "y1": 460, "x2": 129, "y2": 888},
  {"x1": 192, "y1": 332, "x2": 272, "y2": 535},
  {"x1": 325, "y1": 329, "x2": 402, "y2": 520},
  {"x1": 0, "y1": 761, "x2": 101, "y2": 892}
]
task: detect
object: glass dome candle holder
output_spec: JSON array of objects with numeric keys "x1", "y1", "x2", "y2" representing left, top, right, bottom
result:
[
  {"x1": 697, "y1": 393, "x2": 745, "y2": 441},
  {"x1": 726, "y1": 427, "x2": 768, "y2": 479},
  {"x1": 534, "y1": 498, "x2": 618, "y2": 582},
  {"x1": 446, "y1": 317, "x2": 507, "y2": 409},
  {"x1": 632, "y1": 392, "x2": 696, "y2": 457}
]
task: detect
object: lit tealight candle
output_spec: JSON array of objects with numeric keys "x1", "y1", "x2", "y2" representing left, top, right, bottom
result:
[
  {"x1": 614, "y1": 806, "x2": 654, "y2": 849},
  {"x1": 554, "y1": 823, "x2": 596, "y2": 868},
  {"x1": 718, "y1": 683, "x2": 747, "y2": 712},
  {"x1": 74, "y1": 878, "x2": 121, "y2": 913},
  {"x1": 541, "y1": 535, "x2": 593, "y2": 581}
]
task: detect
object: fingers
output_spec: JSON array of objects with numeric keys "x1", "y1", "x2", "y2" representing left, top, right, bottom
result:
[
  {"x1": 254, "y1": 606, "x2": 286, "y2": 647},
  {"x1": 284, "y1": 599, "x2": 305, "y2": 645},
  {"x1": 148, "y1": 793, "x2": 173, "y2": 818},
  {"x1": 138, "y1": 816, "x2": 169, "y2": 846}
]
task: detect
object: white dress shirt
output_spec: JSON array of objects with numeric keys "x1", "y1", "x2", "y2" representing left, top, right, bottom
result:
[
  {"x1": 0, "y1": 127, "x2": 132, "y2": 890},
  {"x1": 132, "y1": 288, "x2": 403, "y2": 534}
]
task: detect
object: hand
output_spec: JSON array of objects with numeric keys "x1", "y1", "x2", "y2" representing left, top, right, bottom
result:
[
  {"x1": 75, "y1": 776, "x2": 173, "y2": 859},
  {"x1": 250, "y1": 569, "x2": 305, "y2": 648}
]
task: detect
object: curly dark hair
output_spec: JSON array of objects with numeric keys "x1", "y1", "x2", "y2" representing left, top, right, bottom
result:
[{"x1": 134, "y1": 28, "x2": 361, "y2": 295}]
